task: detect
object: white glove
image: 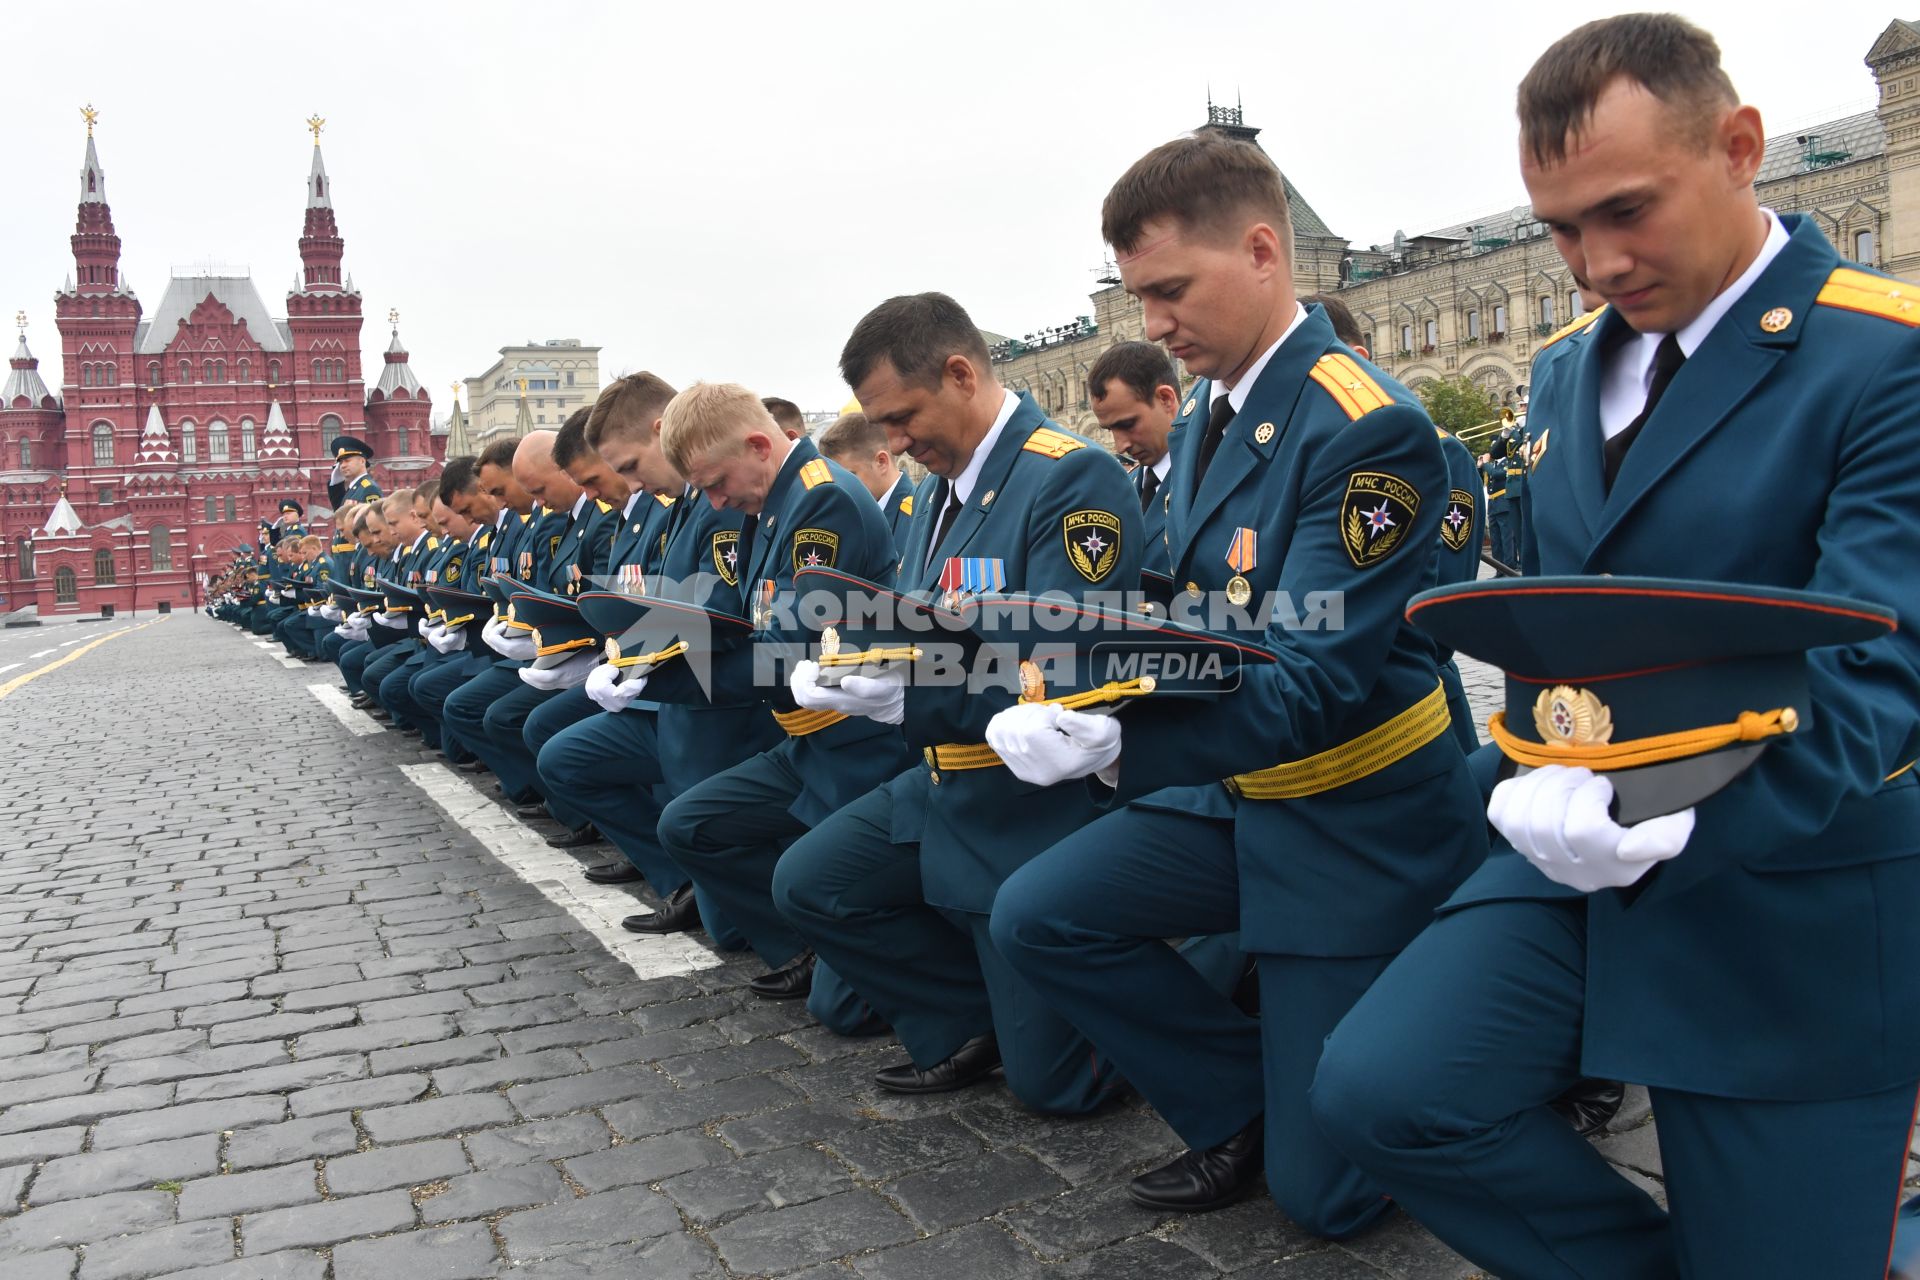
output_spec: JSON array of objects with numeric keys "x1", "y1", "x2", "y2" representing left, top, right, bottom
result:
[
  {"x1": 520, "y1": 651, "x2": 598, "y2": 691},
  {"x1": 483, "y1": 617, "x2": 537, "y2": 660},
  {"x1": 373, "y1": 609, "x2": 410, "y2": 630},
  {"x1": 427, "y1": 624, "x2": 467, "y2": 655},
  {"x1": 335, "y1": 619, "x2": 371, "y2": 642},
  {"x1": 586, "y1": 662, "x2": 651, "y2": 713},
  {"x1": 267, "y1": 590, "x2": 281, "y2": 604},
  {"x1": 1488, "y1": 764, "x2": 1693, "y2": 894},
  {"x1": 986, "y1": 702, "x2": 1123, "y2": 787},
  {"x1": 319, "y1": 603, "x2": 344, "y2": 622},
  {"x1": 789, "y1": 660, "x2": 905, "y2": 724}
]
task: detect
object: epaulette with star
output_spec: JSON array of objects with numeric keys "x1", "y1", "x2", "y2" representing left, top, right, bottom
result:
[
  {"x1": 899, "y1": 493, "x2": 914, "y2": 515},
  {"x1": 798, "y1": 458, "x2": 833, "y2": 490},
  {"x1": 1816, "y1": 267, "x2": 1920, "y2": 327},
  {"x1": 1022, "y1": 427, "x2": 1085, "y2": 459},
  {"x1": 1538, "y1": 307, "x2": 1607, "y2": 351},
  {"x1": 1308, "y1": 353, "x2": 1395, "y2": 421}
]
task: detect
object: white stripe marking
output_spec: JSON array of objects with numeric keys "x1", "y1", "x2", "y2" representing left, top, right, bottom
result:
[
  {"x1": 398, "y1": 762, "x2": 722, "y2": 979},
  {"x1": 307, "y1": 684, "x2": 383, "y2": 736},
  {"x1": 0, "y1": 664, "x2": 19, "y2": 677},
  {"x1": 27, "y1": 649, "x2": 55, "y2": 659}
]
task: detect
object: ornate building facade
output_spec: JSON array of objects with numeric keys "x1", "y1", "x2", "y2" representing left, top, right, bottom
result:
[
  {"x1": 0, "y1": 115, "x2": 436, "y2": 618},
  {"x1": 463, "y1": 339, "x2": 601, "y2": 447},
  {"x1": 995, "y1": 18, "x2": 1919, "y2": 436}
]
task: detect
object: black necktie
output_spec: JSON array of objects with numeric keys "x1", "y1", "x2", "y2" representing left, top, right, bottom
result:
[
  {"x1": 1138, "y1": 466, "x2": 1160, "y2": 514},
  {"x1": 1603, "y1": 333, "x2": 1686, "y2": 491},
  {"x1": 1195, "y1": 396, "x2": 1236, "y2": 484},
  {"x1": 925, "y1": 480, "x2": 964, "y2": 572}
]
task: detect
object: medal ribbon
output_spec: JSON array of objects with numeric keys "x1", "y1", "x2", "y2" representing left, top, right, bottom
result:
[{"x1": 1227, "y1": 528, "x2": 1258, "y2": 575}]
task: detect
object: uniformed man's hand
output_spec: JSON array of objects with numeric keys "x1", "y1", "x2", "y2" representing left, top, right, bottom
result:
[
  {"x1": 483, "y1": 617, "x2": 537, "y2": 660},
  {"x1": 790, "y1": 660, "x2": 905, "y2": 724},
  {"x1": 520, "y1": 651, "x2": 598, "y2": 691},
  {"x1": 585, "y1": 662, "x2": 649, "y2": 713},
  {"x1": 987, "y1": 703, "x2": 1122, "y2": 787},
  {"x1": 1488, "y1": 764, "x2": 1693, "y2": 893}
]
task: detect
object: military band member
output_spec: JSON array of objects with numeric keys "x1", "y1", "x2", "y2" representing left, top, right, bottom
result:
[
  {"x1": 983, "y1": 135, "x2": 1484, "y2": 1233},
  {"x1": 1311, "y1": 17, "x2": 1920, "y2": 1274},
  {"x1": 817, "y1": 411, "x2": 917, "y2": 559}
]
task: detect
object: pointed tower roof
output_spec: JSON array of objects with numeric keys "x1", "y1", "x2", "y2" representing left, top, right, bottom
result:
[
  {"x1": 444, "y1": 385, "x2": 472, "y2": 456},
  {"x1": 373, "y1": 321, "x2": 423, "y2": 399},
  {"x1": 133, "y1": 403, "x2": 179, "y2": 465},
  {"x1": 514, "y1": 379, "x2": 534, "y2": 438},
  {"x1": 259, "y1": 398, "x2": 298, "y2": 461},
  {"x1": 308, "y1": 137, "x2": 332, "y2": 209},
  {"x1": 79, "y1": 132, "x2": 106, "y2": 204},
  {"x1": 296, "y1": 115, "x2": 346, "y2": 294},
  {"x1": 4, "y1": 324, "x2": 58, "y2": 410},
  {"x1": 41, "y1": 493, "x2": 84, "y2": 537}
]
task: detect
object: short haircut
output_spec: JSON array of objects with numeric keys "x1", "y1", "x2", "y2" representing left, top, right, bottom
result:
[
  {"x1": 478, "y1": 439, "x2": 518, "y2": 473},
  {"x1": 659, "y1": 382, "x2": 767, "y2": 476},
  {"x1": 761, "y1": 398, "x2": 806, "y2": 436},
  {"x1": 1087, "y1": 341, "x2": 1178, "y2": 406},
  {"x1": 1518, "y1": 14, "x2": 1736, "y2": 167},
  {"x1": 351, "y1": 510, "x2": 375, "y2": 534},
  {"x1": 840, "y1": 292, "x2": 992, "y2": 391},
  {"x1": 1102, "y1": 133, "x2": 1293, "y2": 257},
  {"x1": 439, "y1": 455, "x2": 480, "y2": 496},
  {"x1": 1302, "y1": 293, "x2": 1365, "y2": 349},
  {"x1": 817, "y1": 412, "x2": 886, "y2": 462},
  {"x1": 413, "y1": 478, "x2": 440, "y2": 508},
  {"x1": 381, "y1": 489, "x2": 415, "y2": 516},
  {"x1": 551, "y1": 409, "x2": 596, "y2": 470},
  {"x1": 586, "y1": 372, "x2": 679, "y2": 447}
]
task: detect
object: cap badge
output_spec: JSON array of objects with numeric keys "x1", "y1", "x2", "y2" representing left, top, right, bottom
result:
[{"x1": 1533, "y1": 685, "x2": 1614, "y2": 748}]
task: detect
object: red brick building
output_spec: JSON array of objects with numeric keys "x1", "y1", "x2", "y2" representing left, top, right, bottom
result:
[{"x1": 0, "y1": 118, "x2": 437, "y2": 618}]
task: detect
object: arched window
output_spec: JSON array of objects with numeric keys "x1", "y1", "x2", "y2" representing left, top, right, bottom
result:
[
  {"x1": 17, "y1": 538, "x2": 34, "y2": 579},
  {"x1": 148, "y1": 361, "x2": 161, "y2": 387},
  {"x1": 208, "y1": 420, "x2": 230, "y2": 462},
  {"x1": 224, "y1": 495, "x2": 237, "y2": 522},
  {"x1": 239, "y1": 418, "x2": 256, "y2": 460},
  {"x1": 18, "y1": 438, "x2": 30, "y2": 468},
  {"x1": 237, "y1": 359, "x2": 250, "y2": 383},
  {"x1": 204, "y1": 496, "x2": 216, "y2": 522},
  {"x1": 1467, "y1": 310, "x2": 1481, "y2": 340},
  {"x1": 81, "y1": 364, "x2": 92, "y2": 388},
  {"x1": 1493, "y1": 304, "x2": 1508, "y2": 336},
  {"x1": 106, "y1": 363, "x2": 117, "y2": 386},
  {"x1": 150, "y1": 526, "x2": 172, "y2": 571},
  {"x1": 54, "y1": 566, "x2": 76, "y2": 603},
  {"x1": 319, "y1": 413, "x2": 343, "y2": 443},
  {"x1": 180, "y1": 361, "x2": 191, "y2": 384},
  {"x1": 1855, "y1": 229, "x2": 1876, "y2": 264},
  {"x1": 1423, "y1": 319, "x2": 1438, "y2": 348},
  {"x1": 268, "y1": 360, "x2": 281, "y2": 385},
  {"x1": 203, "y1": 361, "x2": 214, "y2": 383},
  {"x1": 396, "y1": 428, "x2": 411, "y2": 455},
  {"x1": 1400, "y1": 324, "x2": 1413, "y2": 353},
  {"x1": 93, "y1": 548, "x2": 115, "y2": 584},
  {"x1": 1569, "y1": 290, "x2": 1583, "y2": 320},
  {"x1": 180, "y1": 420, "x2": 197, "y2": 463},
  {"x1": 1539, "y1": 295, "x2": 1555, "y2": 327},
  {"x1": 91, "y1": 422, "x2": 114, "y2": 466}
]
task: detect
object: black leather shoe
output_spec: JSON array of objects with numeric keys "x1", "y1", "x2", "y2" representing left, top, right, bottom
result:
[
  {"x1": 1552, "y1": 1079, "x2": 1626, "y2": 1137},
  {"x1": 546, "y1": 824, "x2": 603, "y2": 849},
  {"x1": 515, "y1": 801, "x2": 552, "y2": 821},
  {"x1": 583, "y1": 861, "x2": 643, "y2": 884},
  {"x1": 367, "y1": 709, "x2": 392, "y2": 722},
  {"x1": 455, "y1": 760, "x2": 490, "y2": 774},
  {"x1": 622, "y1": 884, "x2": 700, "y2": 934},
  {"x1": 348, "y1": 694, "x2": 373, "y2": 708},
  {"x1": 1128, "y1": 1116, "x2": 1265, "y2": 1212},
  {"x1": 748, "y1": 952, "x2": 815, "y2": 1001},
  {"x1": 873, "y1": 1033, "x2": 1001, "y2": 1095},
  {"x1": 398, "y1": 725, "x2": 421, "y2": 737}
]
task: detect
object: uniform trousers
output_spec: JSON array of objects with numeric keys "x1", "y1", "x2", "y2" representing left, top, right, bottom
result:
[
  {"x1": 1309, "y1": 897, "x2": 1920, "y2": 1278},
  {"x1": 775, "y1": 766, "x2": 1124, "y2": 1115},
  {"x1": 338, "y1": 640, "x2": 375, "y2": 696},
  {"x1": 409, "y1": 651, "x2": 486, "y2": 764},
  {"x1": 444, "y1": 663, "x2": 538, "y2": 801},
  {"x1": 482, "y1": 683, "x2": 593, "y2": 830},
  {"x1": 361, "y1": 641, "x2": 420, "y2": 724},
  {"x1": 992, "y1": 803, "x2": 1391, "y2": 1239}
]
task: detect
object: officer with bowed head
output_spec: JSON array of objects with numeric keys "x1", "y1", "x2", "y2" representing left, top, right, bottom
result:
[
  {"x1": 1310, "y1": 14, "x2": 1920, "y2": 1274},
  {"x1": 816, "y1": 411, "x2": 917, "y2": 559}
]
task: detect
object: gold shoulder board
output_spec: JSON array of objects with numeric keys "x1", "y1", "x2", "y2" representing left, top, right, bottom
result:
[
  {"x1": 1538, "y1": 306, "x2": 1608, "y2": 351},
  {"x1": 1308, "y1": 353, "x2": 1394, "y2": 421},
  {"x1": 1816, "y1": 268, "x2": 1920, "y2": 327}
]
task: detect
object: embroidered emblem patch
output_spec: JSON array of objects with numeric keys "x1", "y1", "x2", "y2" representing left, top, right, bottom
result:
[
  {"x1": 548, "y1": 534, "x2": 563, "y2": 559},
  {"x1": 1063, "y1": 510, "x2": 1122, "y2": 583},
  {"x1": 1340, "y1": 472, "x2": 1420, "y2": 568},
  {"x1": 792, "y1": 528, "x2": 840, "y2": 572},
  {"x1": 711, "y1": 530, "x2": 741, "y2": 586},
  {"x1": 1440, "y1": 489, "x2": 1474, "y2": 553}
]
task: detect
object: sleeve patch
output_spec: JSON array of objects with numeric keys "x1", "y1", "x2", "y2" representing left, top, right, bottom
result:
[
  {"x1": 1063, "y1": 510, "x2": 1122, "y2": 583},
  {"x1": 799, "y1": 458, "x2": 834, "y2": 490},
  {"x1": 1308, "y1": 354, "x2": 1394, "y2": 421},
  {"x1": 792, "y1": 528, "x2": 840, "y2": 572},
  {"x1": 711, "y1": 529, "x2": 741, "y2": 586},
  {"x1": 1023, "y1": 427, "x2": 1086, "y2": 459},
  {"x1": 1440, "y1": 490, "x2": 1474, "y2": 553},
  {"x1": 1341, "y1": 472, "x2": 1420, "y2": 568}
]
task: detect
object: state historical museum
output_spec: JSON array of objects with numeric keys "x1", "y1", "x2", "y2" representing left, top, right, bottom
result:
[{"x1": 0, "y1": 113, "x2": 439, "y2": 618}]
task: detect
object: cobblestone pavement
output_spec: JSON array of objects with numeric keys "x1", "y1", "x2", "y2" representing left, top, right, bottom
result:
[{"x1": 0, "y1": 614, "x2": 1675, "y2": 1280}]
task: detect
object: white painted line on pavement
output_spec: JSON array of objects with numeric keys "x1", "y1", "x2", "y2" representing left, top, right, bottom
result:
[
  {"x1": 398, "y1": 761, "x2": 723, "y2": 980},
  {"x1": 0, "y1": 664, "x2": 19, "y2": 677},
  {"x1": 307, "y1": 684, "x2": 383, "y2": 736},
  {"x1": 27, "y1": 649, "x2": 55, "y2": 659}
]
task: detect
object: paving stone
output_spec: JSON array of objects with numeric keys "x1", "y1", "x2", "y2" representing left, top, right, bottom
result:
[
  {"x1": 100, "y1": 1043, "x2": 289, "y2": 1088},
  {"x1": 852, "y1": 1221, "x2": 1047, "y2": 1280},
  {"x1": 333, "y1": 1222, "x2": 497, "y2": 1280},
  {"x1": 455, "y1": 997, "x2": 580, "y2": 1037},
  {"x1": 172, "y1": 1053, "x2": 367, "y2": 1103},
  {"x1": 240, "y1": 1190, "x2": 416, "y2": 1255},
  {"x1": 483, "y1": 1232, "x2": 724, "y2": 1279},
  {"x1": 278, "y1": 977, "x2": 423, "y2": 1013},
  {"x1": 660, "y1": 1144, "x2": 850, "y2": 1226},
  {"x1": 78, "y1": 1217, "x2": 235, "y2": 1280},
  {"x1": 574, "y1": 1024, "x2": 730, "y2": 1070},
  {"x1": 122, "y1": 983, "x2": 252, "y2": 1016},
  {"x1": 358, "y1": 992, "x2": 475, "y2": 1022},
  {"x1": 825, "y1": 1114, "x2": 986, "y2": 1181},
  {"x1": 287, "y1": 1073, "x2": 429, "y2": 1118},
  {"x1": 627, "y1": 996, "x2": 738, "y2": 1034},
  {"x1": 297, "y1": 1015, "x2": 458, "y2": 1059},
  {"x1": 1171, "y1": 1194, "x2": 1329, "y2": 1271},
  {"x1": 361, "y1": 1095, "x2": 516, "y2": 1144},
  {"x1": 1063, "y1": 1236, "x2": 1221, "y2": 1278},
  {"x1": 93, "y1": 1097, "x2": 287, "y2": 1150},
  {"x1": 177, "y1": 1163, "x2": 322, "y2": 1221},
  {"x1": 367, "y1": 1032, "x2": 496, "y2": 1077},
  {"x1": 0, "y1": 1190, "x2": 175, "y2": 1256},
  {"x1": 30, "y1": 1135, "x2": 221, "y2": 1204},
  {"x1": 998, "y1": 1180, "x2": 1165, "y2": 1259},
  {"x1": 496, "y1": 1186, "x2": 683, "y2": 1261},
  {"x1": 176, "y1": 1001, "x2": 276, "y2": 1029},
  {"x1": 564, "y1": 1131, "x2": 728, "y2": 1193},
  {"x1": 45, "y1": 1011, "x2": 174, "y2": 1050},
  {"x1": 144, "y1": 1251, "x2": 326, "y2": 1280},
  {"x1": 505, "y1": 1066, "x2": 669, "y2": 1119},
  {"x1": 0, "y1": 1084, "x2": 176, "y2": 1137},
  {"x1": 655, "y1": 1039, "x2": 806, "y2": 1087},
  {"x1": 324, "y1": 1140, "x2": 471, "y2": 1196},
  {"x1": 601, "y1": 1075, "x2": 801, "y2": 1140},
  {"x1": 1326, "y1": 1211, "x2": 1479, "y2": 1279},
  {"x1": 883, "y1": 1149, "x2": 1069, "y2": 1232},
  {"x1": 1017, "y1": 1108, "x2": 1184, "y2": 1185},
  {"x1": 431, "y1": 1047, "x2": 582, "y2": 1095},
  {"x1": 0, "y1": 1128, "x2": 86, "y2": 1169},
  {"x1": 707, "y1": 1189, "x2": 916, "y2": 1275},
  {"x1": 225, "y1": 1115, "x2": 359, "y2": 1171},
  {"x1": 418, "y1": 1164, "x2": 565, "y2": 1223},
  {"x1": 1594, "y1": 1118, "x2": 1664, "y2": 1178},
  {"x1": 92, "y1": 1032, "x2": 210, "y2": 1064},
  {"x1": 1, "y1": 1249, "x2": 77, "y2": 1280},
  {"x1": 0, "y1": 1162, "x2": 29, "y2": 1207},
  {"x1": 463, "y1": 1114, "x2": 614, "y2": 1171}
]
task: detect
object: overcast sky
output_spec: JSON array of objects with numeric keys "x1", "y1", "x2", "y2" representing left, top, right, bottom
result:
[{"x1": 0, "y1": 1, "x2": 1898, "y2": 414}]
